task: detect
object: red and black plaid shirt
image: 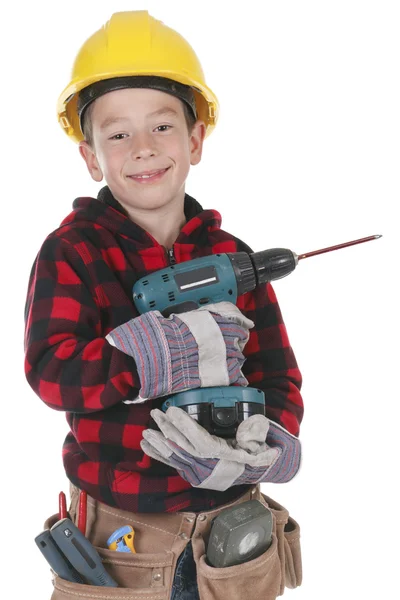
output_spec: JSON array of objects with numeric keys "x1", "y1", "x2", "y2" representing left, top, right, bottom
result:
[{"x1": 24, "y1": 186, "x2": 303, "y2": 513}]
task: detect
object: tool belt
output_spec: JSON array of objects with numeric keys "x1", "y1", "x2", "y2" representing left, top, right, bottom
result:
[{"x1": 44, "y1": 484, "x2": 302, "y2": 600}]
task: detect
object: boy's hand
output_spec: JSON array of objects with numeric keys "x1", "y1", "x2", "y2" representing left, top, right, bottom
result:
[
  {"x1": 140, "y1": 407, "x2": 301, "y2": 490},
  {"x1": 106, "y1": 302, "x2": 254, "y2": 401}
]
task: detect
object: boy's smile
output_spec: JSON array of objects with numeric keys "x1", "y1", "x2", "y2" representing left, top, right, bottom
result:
[
  {"x1": 79, "y1": 87, "x2": 205, "y2": 228},
  {"x1": 128, "y1": 166, "x2": 171, "y2": 183}
]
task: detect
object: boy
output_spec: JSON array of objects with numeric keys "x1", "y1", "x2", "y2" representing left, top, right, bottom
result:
[{"x1": 25, "y1": 11, "x2": 303, "y2": 600}]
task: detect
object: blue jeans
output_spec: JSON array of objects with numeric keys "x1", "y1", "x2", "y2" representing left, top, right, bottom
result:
[{"x1": 170, "y1": 541, "x2": 200, "y2": 600}]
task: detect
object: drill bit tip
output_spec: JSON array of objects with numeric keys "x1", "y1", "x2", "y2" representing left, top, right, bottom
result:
[{"x1": 298, "y1": 234, "x2": 382, "y2": 260}]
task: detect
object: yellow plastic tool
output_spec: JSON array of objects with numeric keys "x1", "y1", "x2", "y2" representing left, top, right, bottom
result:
[{"x1": 107, "y1": 525, "x2": 136, "y2": 553}]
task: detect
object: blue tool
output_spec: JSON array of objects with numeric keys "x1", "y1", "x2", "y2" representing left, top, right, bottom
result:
[
  {"x1": 133, "y1": 237, "x2": 381, "y2": 436},
  {"x1": 133, "y1": 254, "x2": 251, "y2": 317},
  {"x1": 133, "y1": 238, "x2": 381, "y2": 317},
  {"x1": 132, "y1": 250, "x2": 283, "y2": 436},
  {"x1": 50, "y1": 518, "x2": 118, "y2": 587},
  {"x1": 35, "y1": 530, "x2": 84, "y2": 583}
]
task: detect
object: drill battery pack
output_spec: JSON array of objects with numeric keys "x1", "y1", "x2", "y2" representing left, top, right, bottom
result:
[{"x1": 161, "y1": 386, "x2": 265, "y2": 437}]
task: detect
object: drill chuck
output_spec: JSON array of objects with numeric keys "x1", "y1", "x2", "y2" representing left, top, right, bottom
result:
[
  {"x1": 250, "y1": 249, "x2": 298, "y2": 284},
  {"x1": 227, "y1": 248, "x2": 298, "y2": 294}
]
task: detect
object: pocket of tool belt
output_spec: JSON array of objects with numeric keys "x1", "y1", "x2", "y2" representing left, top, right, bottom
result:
[
  {"x1": 44, "y1": 513, "x2": 174, "y2": 599},
  {"x1": 193, "y1": 494, "x2": 302, "y2": 600},
  {"x1": 195, "y1": 533, "x2": 281, "y2": 600},
  {"x1": 262, "y1": 494, "x2": 302, "y2": 593}
]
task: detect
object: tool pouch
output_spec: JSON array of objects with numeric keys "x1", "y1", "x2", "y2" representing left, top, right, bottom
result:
[
  {"x1": 191, "y1": 490, "x2": 302, "y2": 600},
  {"x1": 43, "y1": 511, "x2": 177, "y2": 600},
  {"x1": 43, "y1": 486, "x2": 301, "y2": 600}
]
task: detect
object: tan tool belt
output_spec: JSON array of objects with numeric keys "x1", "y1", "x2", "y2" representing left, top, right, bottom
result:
[{"x1": 44, "y1": 484, "x2": 302, "y2": 600}]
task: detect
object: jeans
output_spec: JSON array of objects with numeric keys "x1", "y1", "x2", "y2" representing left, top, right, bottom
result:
[{"x1": 170, "y1": 541, "x2": 200, "y2": 600}]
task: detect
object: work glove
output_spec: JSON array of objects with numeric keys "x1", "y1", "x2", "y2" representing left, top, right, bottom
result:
[
  {"x1": 106, "y1": 302, "x2": 254, "y2": 402},
  {"x1": 140, "y1": 407, "x2": 301, "y2": 491}
]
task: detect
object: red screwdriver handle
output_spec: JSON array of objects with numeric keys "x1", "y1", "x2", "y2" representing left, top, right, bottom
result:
[{"x1": 78, "y1": 491, "x2": 87, "y2": 536}]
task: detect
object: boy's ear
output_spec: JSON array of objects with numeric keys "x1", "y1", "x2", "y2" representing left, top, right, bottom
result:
[
  {"x1": 190, "y1": 120, "x2": 207, "y2": 166},
  {"x1": 79, "y1": 141, "x2": 104, "y2": 182}
]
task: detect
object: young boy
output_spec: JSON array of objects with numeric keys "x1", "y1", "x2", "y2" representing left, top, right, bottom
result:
[{"x1": 25, "y1": 11, "x2": 303, "y2": 600}]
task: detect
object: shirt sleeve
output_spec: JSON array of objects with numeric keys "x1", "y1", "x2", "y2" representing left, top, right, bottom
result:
[
  {"x1": 237, "y1": 282, "x2": 303, "y2": 436},
  {"x1": 24, "y1": 235, "x2": 141, "y2": 413}
]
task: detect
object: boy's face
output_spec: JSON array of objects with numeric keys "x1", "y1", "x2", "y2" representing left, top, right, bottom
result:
[{"x1": 79, "y1": 88, "x2": 206, "y2": 215}]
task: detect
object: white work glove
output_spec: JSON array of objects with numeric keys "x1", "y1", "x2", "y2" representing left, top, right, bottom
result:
[
  {"x1": 106, "y1": 302, "x2": 254, "y2": 402},
  {"x1": 141, "y1": 407, "x2": 301, "y2": 491}
]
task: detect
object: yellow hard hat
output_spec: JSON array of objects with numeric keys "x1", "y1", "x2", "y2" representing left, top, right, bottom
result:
[{"x1": 57, "y1": 11, "x2": 219, "y2": 143}]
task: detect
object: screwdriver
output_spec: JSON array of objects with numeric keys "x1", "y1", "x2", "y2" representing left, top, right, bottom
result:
[{"x1": 249, "y1": 235, "x2": 382, "y2": 284}]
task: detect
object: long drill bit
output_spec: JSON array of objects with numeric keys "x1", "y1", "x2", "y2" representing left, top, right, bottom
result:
[{"x1": 297, "y1": 235, "x2": 382, "y2": 261}]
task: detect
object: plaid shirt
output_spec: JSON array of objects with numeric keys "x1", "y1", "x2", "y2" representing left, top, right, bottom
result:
[{"x1": 24, "y1": 186, "x2": 303, "y2": 513}]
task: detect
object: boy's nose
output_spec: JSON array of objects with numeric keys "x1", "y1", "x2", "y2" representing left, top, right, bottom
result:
[{"x1": 131, "y1": 133, "x2": 157, "y2": 160}]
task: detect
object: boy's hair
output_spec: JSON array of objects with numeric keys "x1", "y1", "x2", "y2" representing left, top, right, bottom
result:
[{"x1": 82, "y1": 97, "x2": 197, "y2": 148}]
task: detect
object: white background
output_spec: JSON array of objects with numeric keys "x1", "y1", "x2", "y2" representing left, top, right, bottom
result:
[{"x1": 1, "y1": 1, "x2": 398, "y2": 598}]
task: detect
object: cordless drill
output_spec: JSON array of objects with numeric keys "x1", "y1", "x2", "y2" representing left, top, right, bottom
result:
[{"x1": 132, "y1": 235, "x2": 380, "y2": 436}]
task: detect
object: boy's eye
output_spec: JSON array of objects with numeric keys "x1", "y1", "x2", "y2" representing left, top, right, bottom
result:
[
  {"x1": 109, "y1": 133, "x2": 127, "y2": 141},
  {"x1": 155, "y1": 125, "x2": 172, "y2": 132}
]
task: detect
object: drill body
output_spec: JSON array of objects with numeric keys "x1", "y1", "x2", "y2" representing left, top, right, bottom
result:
[
  {"x1": 133, "y1": 249, "x2": 297, "y2": 436},
  {"x1": 133, "y1": 250, "x2": 297, "y2": 317}
]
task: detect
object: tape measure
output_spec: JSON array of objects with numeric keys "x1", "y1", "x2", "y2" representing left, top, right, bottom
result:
[{"x1": 206, "y1": 500, "x2": 273, "y2": 568}]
